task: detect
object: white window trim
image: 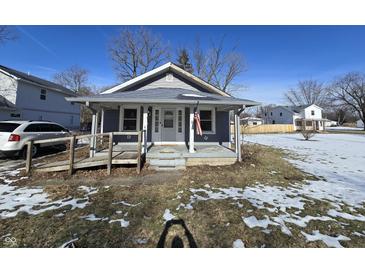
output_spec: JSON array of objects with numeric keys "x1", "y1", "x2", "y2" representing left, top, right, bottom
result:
[
  {"x1": 199, "y1": 107, "x2": 216, "y2": 134},
  {"x1": 119, "y1": 105, "x2": 140, "y2": 132}
]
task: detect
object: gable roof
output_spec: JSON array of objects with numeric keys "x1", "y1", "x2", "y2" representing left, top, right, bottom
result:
[
  {"x1": 101, "y1": 62, "x2": 231, "y2": 97},
  {"x1": 67, "y1": 87, "x2": 259, "y2": 107},
  {"x1": 272, "y1": 104, "x2": 323, "y2": 114},
  {"x1": 0, "y1": 65, "x2": 76, "y2": 96}
]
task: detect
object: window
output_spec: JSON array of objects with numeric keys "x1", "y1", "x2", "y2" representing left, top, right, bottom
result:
[
  {"x1": 178, "y1": 110, "x2": 183, "y2": 133},
  {"x1": 163, "y1": 110, "x2": 174, "y2": 128},
  {"x1": 295, "y1": 120, "x2": 302, "y2": 126},
  {"x1": 40, "y1": 89, "x2": 46, "y2": 100},
  {"x1": 306, "y1": 121, "x2": 313, "y2": 127},
  {"x1": 280, "y1": 112, "x2": 282, "y2": 116},
  {"x1": 10, "y1": 113, "x2": 20, "y2": 118},
  {"x1": 123, "y1": 108, "x2": 138, "y2": 131},
  {"x1": 253, "y1": 122, "x2": 257, "y2": 125},
  {"x1": 311, "y1": 110, "x2": 315, "y2": 116},
  {"x1": 154, "y1": 109, "x2": 159, "y2": 133},
  {"x1": 270, "y1": 112, "x2": 273, "y2": 116},
  {"x1": 264, "y1": 113, "x2": 267, "y2": 116},
  {"x1": 200, "y1": 109, "x2": 215, "y2": 133},
  {"x1": 272, "y1": 120, "x2": 276, "y2": 124},
  {"x1": 24, "y1": 124, "x2": 41, "y2": 132},
  {"x1": 0, "y1": 123, "x2": 21, "y2": 132}
]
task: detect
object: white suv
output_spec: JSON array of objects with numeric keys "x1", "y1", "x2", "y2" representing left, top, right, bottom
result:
[{"x1": 0, "y1": 120, "x2": 71, "y2": 158}]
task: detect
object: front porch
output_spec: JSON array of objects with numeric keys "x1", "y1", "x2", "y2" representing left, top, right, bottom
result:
[{"x1": 146, "y1": 143, "x2": 237, "y2": 170}]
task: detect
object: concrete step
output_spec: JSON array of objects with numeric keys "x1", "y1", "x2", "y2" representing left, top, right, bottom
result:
[
  {"x1": 147, "y1": 152, "x2": 183, "y2": 160},
  {"x1": 149, "y1": 158, "x2": 186, "y2": 167}
]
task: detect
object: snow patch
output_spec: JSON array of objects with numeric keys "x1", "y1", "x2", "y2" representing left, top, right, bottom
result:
[
  {"x1": 301, "y1": 230, "x2": 350, "y2": 248},
  {"x1": 163, "y1": 209, "x2": 175, "y2": 221},
  {"x1": 232, "y1": 239, "x2": 245, "y2": 248}
]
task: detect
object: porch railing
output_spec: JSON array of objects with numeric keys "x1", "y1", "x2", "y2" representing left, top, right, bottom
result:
[{"x1": 25, "y1": 131, "x2": 143, "y2": 176}]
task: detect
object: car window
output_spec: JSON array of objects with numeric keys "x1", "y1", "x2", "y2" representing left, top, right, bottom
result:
[
  {"x1": 38, "y1": 124, "x2": 53, "y2": 132},
  {"x1": 0, "y1": 123, "x2": 21, "y2": 132},
  {"x1": 24, "y1": 124, "x2": 41, "y2": 132},
  {"x1": 50, "y1": 124, "x2": 66, "y2": 132}
]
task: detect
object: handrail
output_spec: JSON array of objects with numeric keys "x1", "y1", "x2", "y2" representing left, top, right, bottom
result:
[{"x1": 25, "y1": 130, "x2": 144, "y2": 175}]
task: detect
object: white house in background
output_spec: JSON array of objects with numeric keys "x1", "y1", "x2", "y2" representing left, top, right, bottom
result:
[
  {"x1": 263, "y1": 104, "x2": 325, "y2": 131},
  {"x1": 357, "y1": 119, "x2": 364, "y2": 128},
  {"x1": 241, "y1": 117, "x2": 263, "y2": 126},
  {"x1": 0, "y1": 65, "x2": 80, "y2": 128}
]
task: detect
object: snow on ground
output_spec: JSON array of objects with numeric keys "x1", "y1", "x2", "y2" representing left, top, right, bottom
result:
[
  {"x1": 301, "y1": 230, "x2": 350, "y2": 248},
  {"x1": 173, "y1": 133, "x2": 365, "y2": 247},
  {"x1": 163, "y1": 209, "x2": 175, "y2": 221},
  {"x1": 232, "y1": 239, "x2": 245, "y2": 248},
  {"x1": 326, "y1": 126, "x2": 364, "y2": 131},
  {"x1": 244, "y1": 133, "x2": 365, "y2": 194},
  {"x1": 0, "y1": 185, "x2": 98, "y2": 219}
]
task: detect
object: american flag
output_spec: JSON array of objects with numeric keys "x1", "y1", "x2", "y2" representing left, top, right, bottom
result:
[{"x1": 194, "y1": 111, "x2": 203, "y2": 136}]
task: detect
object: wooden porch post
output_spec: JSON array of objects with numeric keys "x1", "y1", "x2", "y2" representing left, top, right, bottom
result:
[
  {"x1": 189, "y1": 106, "x2": 195, "y2": 153},
  {"x1": 234, "y1": 113, "x2": 241, "y2": 161},
  {"x1": 142, "y1": 105, "x2": 148, "y2": 155}
]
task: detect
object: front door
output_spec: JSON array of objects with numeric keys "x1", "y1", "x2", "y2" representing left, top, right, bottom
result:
[{"x1": 162, "y1": 109, "x2": 176, "y2": 141}]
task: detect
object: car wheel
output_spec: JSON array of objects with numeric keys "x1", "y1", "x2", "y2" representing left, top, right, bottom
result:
[{"x1": 21, "y1": 144, "x2": 38, "y2": 159}]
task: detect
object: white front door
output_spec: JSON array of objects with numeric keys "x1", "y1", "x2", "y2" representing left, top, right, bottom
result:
[{"x1": 162, "y1": 109, "x2": 176, "y2": 141}]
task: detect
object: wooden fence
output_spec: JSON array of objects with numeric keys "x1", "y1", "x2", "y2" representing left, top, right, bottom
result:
[
  {"x1": 25, "y1": 131, "x2": 143, "y2": 176},
  {"x1": 231, "y1": 124, "x2": 295, "y2": 134}
]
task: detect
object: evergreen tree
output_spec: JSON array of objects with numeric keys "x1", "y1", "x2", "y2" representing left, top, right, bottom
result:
[{"x1": 177, "y1": 48, "x2": 193, "y2": 73}]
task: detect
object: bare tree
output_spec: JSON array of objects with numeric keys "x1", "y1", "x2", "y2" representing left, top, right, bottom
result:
[
  {"x1": 192, "y1": 37, "x2": 245, "y2": 93},
  {"x1": 328, "y1": 72, "x2": 365, "y2": 130},
  {"x1": 0, "y1": 26, "x2": 16, "y2": 45},
  {"x1": 53, "y1": 66, "x2": 89, "y2": 94},
  {"x1": 109, "y1": 27, "x2": 169, "y2": 82},
  {"x1": 285, "y1": 80, "x2": 329, "y2": 107}
]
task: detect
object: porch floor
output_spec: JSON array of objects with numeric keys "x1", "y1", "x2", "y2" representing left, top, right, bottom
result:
[{"x1": 146, "y1": 144, "x2": 237, "y2": 168}]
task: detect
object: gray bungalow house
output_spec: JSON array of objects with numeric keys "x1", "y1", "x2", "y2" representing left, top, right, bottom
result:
[{"x1": 67, "y1": 62, "x2": 259, "y2": 169}]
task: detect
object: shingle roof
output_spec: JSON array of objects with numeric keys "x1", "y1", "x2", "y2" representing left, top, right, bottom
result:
[
  {"x1": 0, "y1": 65, "x2": 75, "y2": 96},
  {"x1": 67, "y1": 88, "x2": 259, "y2": 107}
]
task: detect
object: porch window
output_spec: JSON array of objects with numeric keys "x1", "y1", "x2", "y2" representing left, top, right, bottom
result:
[
  {"x1": 178, "y1": 110, "x2": 183, "y2": 133},
  {"x1": 154, "y1": 109, "x2": 159, "y2": 133},
  {"x1": 200, "y1": 109, "x2": 215, "y2": 134},
  {"x1": 306, "y1": 121, "x2": 313, "y2": 127},
  {"x1": 123, "y1": 108, "x2": 137, "y2": 131}
]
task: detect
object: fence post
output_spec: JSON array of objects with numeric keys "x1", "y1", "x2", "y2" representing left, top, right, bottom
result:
[
  {"x1": 107, "y1": 132, "x2": 113, "y2": 175},
  {"x1": 68, "y1": 135, "x2": 76, "y2": 176},
  {"x1": 136, "y1": 131, "x2": 142, "y2": 174},
  {"x1": 25, "y1": 140, "x2": 34, "y2": 175}
]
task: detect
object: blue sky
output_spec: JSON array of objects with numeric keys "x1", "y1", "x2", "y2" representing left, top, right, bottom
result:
[{"x1": 1, "y1": 25, "x2": 365, "y2": 104}]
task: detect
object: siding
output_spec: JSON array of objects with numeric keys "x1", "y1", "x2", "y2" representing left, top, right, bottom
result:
[
  {"x1": 15, "y1": 81, "x2": 80, "y2": 128},
  {"x1": 128, "y1": 72, "x2": 210, "y2": 93},
  {"x1": 184, "y1": 108, "x2": 230, "y2": 145}
]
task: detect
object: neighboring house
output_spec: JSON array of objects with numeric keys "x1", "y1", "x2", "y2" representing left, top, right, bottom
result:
[
  {"x1": 0, "y1": 65, "x2": 80, "y2": 129},
  {"x1": 66, "y1": 62, "x2": 259, "y2": 167},
  {"x1": 241, "y1": 117, "x2": 263, "y2": 126},
  {"x1": 263, "y1": 104, "x2": 325, "y2": 131},
  {"x1": 357, "y1": 119, "x2": 364, "y2": 129}
]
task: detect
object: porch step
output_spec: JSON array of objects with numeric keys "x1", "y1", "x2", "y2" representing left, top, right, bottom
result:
[{"x1": 148, "y1": 158, "x2": 186, "y2": 170}]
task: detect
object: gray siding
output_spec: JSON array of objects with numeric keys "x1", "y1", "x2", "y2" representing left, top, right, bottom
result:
[
  {"x1": 128, "y1": 72, "x2": 210, "y2": 94},
  {"x1": 184, "y1": 108, "x2": 230, "y2": 145}
]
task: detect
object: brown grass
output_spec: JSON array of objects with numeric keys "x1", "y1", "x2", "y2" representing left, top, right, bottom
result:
[{"x1": 1, "y1": 144, "x2": 364, "y2": 248}]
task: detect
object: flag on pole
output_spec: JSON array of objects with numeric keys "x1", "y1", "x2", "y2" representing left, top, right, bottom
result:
[{"x1": 194, "y1": 110, "x2": 203, "y2": 136}]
